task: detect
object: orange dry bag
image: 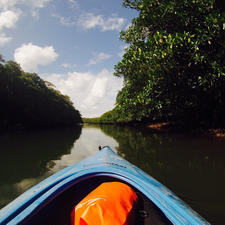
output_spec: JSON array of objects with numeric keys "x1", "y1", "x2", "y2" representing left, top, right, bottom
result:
[{"x1": 71, "y1": 182, "x2": 138, "y2": 225}]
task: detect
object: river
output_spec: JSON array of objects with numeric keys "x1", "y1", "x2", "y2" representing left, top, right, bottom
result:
[{"x1": 0, "y1": 124, "x2": 224, "y2": 224}]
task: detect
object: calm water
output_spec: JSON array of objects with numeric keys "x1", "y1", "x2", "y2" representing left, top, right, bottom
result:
[{"x1": 0, "y1": 124, "x2": 224, "y2": 224}]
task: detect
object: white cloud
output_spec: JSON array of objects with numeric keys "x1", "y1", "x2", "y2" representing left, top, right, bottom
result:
[
  {"x1": 0, "y1": 33, "x2": 12, "y2": 46},
  {"x1": 78, "y1": 13, "x2": 125, "y2": 31},
  {"x1": 0, "y1": 0, "x2": 51, "y2": 45},
  {"x1": 61, "y1": 63, "x2": 77, "y2": 69},
  {"x1": 51, "y1": 13, "x2": 76, "y2": 26},
  {"x1": 14, "y1": 43, "x2": 58, "y2": 72},
  {"x1": 0, "y1": 10, "x2": 20, "y2": 31},
  {"x1": 24, "y1": 0, "x2": 51, "y2": 9},
  {"x1": 88, "y1": 52, "x2": 111, "y2": 65},
  {"x1": 52, "y1": 12, "x2": 125, "y2": 31},
  {"x1": 0, "y1": 0, "x2": 52, "y2": 11},
  {"x1": 0, "y1": 10, "x2": 20, "y2": 46},
  {"x1": 45, "y1": 69, "x2": 123, "y2": 117},
  {"x1": 78, "y1": 13, "x2": 102, "y2": 29},
  {"x1": 0, "y1": 0, "x2": 52, "y2": 18},
  {"x1": 102, "y1": 17, "x2": 125, "y2": 31}
]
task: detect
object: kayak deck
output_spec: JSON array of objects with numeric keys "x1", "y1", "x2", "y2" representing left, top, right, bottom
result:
[{"x1": 20, "y1": 176, "x2": 172, "y2": 225}]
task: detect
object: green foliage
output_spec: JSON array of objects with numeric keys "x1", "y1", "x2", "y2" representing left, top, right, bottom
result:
[
  {"x1": 113, "y1": 0, "x2": 225, "y2": 127},
  {"x1": 83, "y1": 109, "x2": 119, "y2": 124},
  {"x1": 83, "y1": 107, "x2": 134, "y2": 124},
  {"x1": 82, "y1": 117, "x2": 101, "y2": 124},
  {"x1": 0, "y1": 60, "x2": 82, "y2": 130},
  {"x1": 99, "y1": 108, "x2": 121, "y2": 123}
]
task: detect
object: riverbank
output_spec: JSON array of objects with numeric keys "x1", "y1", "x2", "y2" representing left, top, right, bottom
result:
[
  {"x1": 83, "y1": 118, "x2": 225, "y2": 139},
  {"x1": 147, "y1": 122, "x2": 225, "y2": 139}
]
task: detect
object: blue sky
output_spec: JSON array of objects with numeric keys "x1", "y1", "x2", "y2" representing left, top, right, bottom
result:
[{"x1": 0, "y1": 0, "x2": 137, "y2": 117}]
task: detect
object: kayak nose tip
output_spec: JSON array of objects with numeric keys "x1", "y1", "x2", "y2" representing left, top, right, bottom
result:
[{"x1": 98, "y1": 145, "x2": 108, "y2": 151}]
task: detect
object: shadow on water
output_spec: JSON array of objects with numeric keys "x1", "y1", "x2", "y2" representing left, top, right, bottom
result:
[
  {"x1": 99, "y1": 124, "x2": 225, "y2": 225},
  {"x1": 0, "y1": 126, "x2": 82, "y2": 208}
]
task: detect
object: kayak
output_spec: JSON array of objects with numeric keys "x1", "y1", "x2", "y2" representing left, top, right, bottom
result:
[{"x1": 0, "y1": 146, "x2": 209, "y2": 225}]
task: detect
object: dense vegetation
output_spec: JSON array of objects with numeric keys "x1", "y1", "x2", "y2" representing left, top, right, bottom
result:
[
  {"x1": 0, "y1": 56, "x2": 82, "y2": 130},
  {"x1": 83, "y1": 108, "x2": 121, "y2": 124},
  {"x1": 88, "y1": 0, "x2": 225, "y2": 128}
]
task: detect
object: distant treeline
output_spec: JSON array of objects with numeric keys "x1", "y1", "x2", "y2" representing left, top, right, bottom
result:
[
  {"x1": 83, "y1": 108, "x2": 130, "y2": 124},
  {"x1": 0, "y1": 57, "x2": 82, "y2": 130},
  {"x1": 85, "y1": 0, "x2": 225, "y2": 129}
]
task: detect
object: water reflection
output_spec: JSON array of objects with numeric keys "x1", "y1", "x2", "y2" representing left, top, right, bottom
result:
[
  {"x1": 99, "y1": 125, "x2": 225, "y2": 225},
  {"x1": 0, "y1": 127, "x2": 82, "y2": 208},
  {"x1": 0, "y1": 125, "x2": 118, "y2": 209},
  {"x1": 50, "y1": 125, "x2": 118, "y2": 173},
  {"x1": 0, "y1": 125, "x2": 224, "y2": 224}
]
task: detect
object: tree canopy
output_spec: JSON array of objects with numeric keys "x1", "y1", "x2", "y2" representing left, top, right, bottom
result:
[
  {"x1": 111, "y1": 0, "x2": 225, "y2": 127},
  {"x1": 0, "y1": 59, "x2": 82, "y2": 130}
]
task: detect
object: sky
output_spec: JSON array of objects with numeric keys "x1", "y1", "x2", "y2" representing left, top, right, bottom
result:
[{"x1": 0, "y1": 0, "x2": 138, "y2": 117}]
